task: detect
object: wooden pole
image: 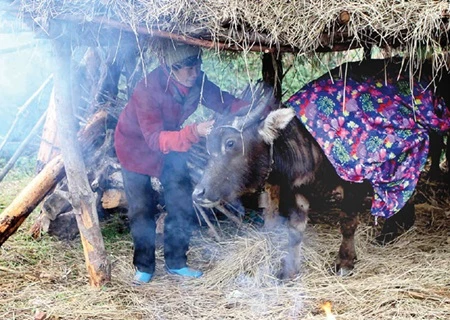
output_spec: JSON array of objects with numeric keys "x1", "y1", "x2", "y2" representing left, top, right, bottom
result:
[
  {"x1": 0, "y1": 74, "x2": 53, "y2": 155},
  {"x1": 0, "y1": 155, "x2": 65, "y2": 245},
  {"x1": 52, "y1": 36, "x2": 110, "y2": 287},
  {"x1": 0, "y1": 109, "x2": 48, "y2": 182},
  {"x1": 262, "y1": 52, "x2": 283, "y2": 100},
  {"x1": 0, "y1": 42, "x2": 39, "y2": 54},
  {"x1": 1, "y1": 109, "x2": 110, "y2": 245},
  {"x1": 260, "y1": 53, "x2": 283, "y2": 227}
]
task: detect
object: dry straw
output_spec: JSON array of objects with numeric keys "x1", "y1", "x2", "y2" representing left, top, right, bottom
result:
[
  {"x1": 1, "y1": 178, "x2": 449, "y2": 319},
  {"x1": 16, "y1": 1, "x2": 450, "y2": 68}
]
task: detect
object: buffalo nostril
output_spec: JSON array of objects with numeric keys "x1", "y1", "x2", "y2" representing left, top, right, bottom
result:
[{"x1": 192, "y1": 187, "x2": 205, "y2": 200}]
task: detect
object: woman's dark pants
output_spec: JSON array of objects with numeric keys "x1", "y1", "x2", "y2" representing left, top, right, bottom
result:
[{"x1": 122, "y1": 152, "x2": 197, "y2": 274}]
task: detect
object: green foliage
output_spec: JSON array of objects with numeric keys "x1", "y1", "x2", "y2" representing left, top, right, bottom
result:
[
  {"x1": 183, "y1": 49, "x2": 364, "y2": 124},
  {"x1": 101, "y1": 214, "x2": 131, "y2": 246},
  {"x1": 1, "y1": 156, "x2": 36, "y2": 182},
  {"x1": 204, "y1": 49, "x2": 364, "y2": 104},
  {"x1": 282, "y1": 50, "x2": 363, "y2": 100},
  {"x1": 202, "y1": 50, "x2": 261, "y2": 97}
]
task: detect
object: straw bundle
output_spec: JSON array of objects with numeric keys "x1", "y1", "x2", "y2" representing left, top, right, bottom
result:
[{"x1": 15, "y1": 1, "x2": 450, "y2": 58}]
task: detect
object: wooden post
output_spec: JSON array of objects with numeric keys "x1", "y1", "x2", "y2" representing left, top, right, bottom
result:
[
  {"x1": 52, "y1": 36, "x2": 110, "y2": 287},
  {"x1": 260, "y1": 53, "x2": 283, "y2": 226},
  {"x1": 262, "y1": 52, "x2": 283, "y2": 100}
]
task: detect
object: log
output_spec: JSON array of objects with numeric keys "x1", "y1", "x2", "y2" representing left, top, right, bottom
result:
[
  {"x1": 262, "y1": 52, "x2": 283, "y2": 100},
  {"x1": 37, "y1": 88, "x2": 60, "y2": 172},
  {"x1": 101, "y1": 188, "x2": 128, "y2": 209},
  {"x1": 41, "y1": 190, "x2": 72, "y2": 220},
  {"x1": 29, "y1": 109, "x2": 110, "y2": 239},
  {"x1": 0, "y1": 155, "x2": 65, "y2": 245},
  {"x1": 0, "y1": 66, "x2": 110, "y2": 250},
  {"x1": 52, "y1": 37, "x2": 110, "y2": 287}
]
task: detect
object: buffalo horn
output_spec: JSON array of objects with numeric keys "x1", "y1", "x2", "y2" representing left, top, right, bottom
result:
[{"x1": 231, "y1": 83, "x2": 274, "y2": 130}]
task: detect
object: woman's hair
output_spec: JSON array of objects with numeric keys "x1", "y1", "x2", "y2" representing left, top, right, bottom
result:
[{"x1": 172, "y1": 55, "x2": 202, "y2": 70}]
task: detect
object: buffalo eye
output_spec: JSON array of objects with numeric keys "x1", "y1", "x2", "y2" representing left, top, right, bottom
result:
[{"x1": 225, "y1": 139, "x2": 235, "y2": 150}]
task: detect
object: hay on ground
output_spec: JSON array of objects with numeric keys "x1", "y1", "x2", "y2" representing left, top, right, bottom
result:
[{"x1": 0, "y1": 177, "x2": 449, "y2": 319}]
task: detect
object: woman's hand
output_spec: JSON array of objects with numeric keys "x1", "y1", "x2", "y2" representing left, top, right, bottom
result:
[{"x1": 196, "y1": 120, "x2": 215, "y2": 137}]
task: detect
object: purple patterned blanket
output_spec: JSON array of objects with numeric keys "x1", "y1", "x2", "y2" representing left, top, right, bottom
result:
[{"x1": 285, "y1": 60, "x2": 450, "y2": 218}]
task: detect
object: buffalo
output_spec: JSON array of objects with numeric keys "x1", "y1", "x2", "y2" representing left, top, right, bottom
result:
[{"x1": 192, "y1": 58, "x2": 450, "y2": 278}]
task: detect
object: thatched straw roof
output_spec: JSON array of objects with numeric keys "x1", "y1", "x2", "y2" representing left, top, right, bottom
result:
[{"x1": 6, "y1": 1, "x2": 450, "y2": 57}]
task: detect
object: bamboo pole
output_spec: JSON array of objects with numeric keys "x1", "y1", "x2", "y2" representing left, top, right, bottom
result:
[
  {"x1": 0, "y1": 74, "x2": 53, "y2": 154},
  {"x1": 0, "y1": 42, "x2": 38, "y2": 55},
  {"x1": 52, "y1": 37, "x2": 110, "y2": 287},
  {"x1": 0, "y1": 109, "x2": 48, "y2": 182}
]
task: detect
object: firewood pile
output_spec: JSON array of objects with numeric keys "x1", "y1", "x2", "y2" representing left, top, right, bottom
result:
[{"x1": 30, "y1": 105, "x2": 125, "y2": 240}]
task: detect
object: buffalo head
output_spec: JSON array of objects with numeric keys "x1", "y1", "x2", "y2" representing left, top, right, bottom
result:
[{"x1": 192, "y1": 85, "x2": 296, "y2": 208}]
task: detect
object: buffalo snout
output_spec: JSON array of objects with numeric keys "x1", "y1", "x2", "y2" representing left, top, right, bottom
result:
[
  {"x1": 192, "y1": 186, "x2": 205, "y2": 202},
  {"x1": 192, "y1": 185, "x2": 220, "y2": 208}
]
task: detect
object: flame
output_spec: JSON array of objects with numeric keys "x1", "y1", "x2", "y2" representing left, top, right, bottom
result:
[{"x1": 320, "y1": 301, "x2": 337, "y2": 320}]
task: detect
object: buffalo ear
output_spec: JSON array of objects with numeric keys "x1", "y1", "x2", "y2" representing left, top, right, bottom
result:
[{"x1": 258, "y1": 107, "x2": 296, "y2": 144}]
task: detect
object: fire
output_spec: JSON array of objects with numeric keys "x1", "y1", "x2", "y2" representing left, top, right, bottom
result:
[{"x1": 320, "y1": 301, "x2": 337, "y2": 320}]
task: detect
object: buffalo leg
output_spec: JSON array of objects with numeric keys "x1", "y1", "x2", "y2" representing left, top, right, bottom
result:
[
  {"x1": 334, "y1": 184, "x2": 366, "y2": 275},
  {"x1": 376, "y1": 199, "x2": 415, "y2": 245},
  {"x1": 428, "y1": 131, "x2": 444, "y2": 181},
  {"x1": 279, "y1": 193, "x2": 309, "y2": 279},
  {"x1": 335, "y1": 209, "x2": 359, "y2": 276},
  {"x1": 446, "y1": 132, "x2": 450, "y2": 182},
  {"x1": 261, "y1": 183, "x2": 282, "y2": 230}
]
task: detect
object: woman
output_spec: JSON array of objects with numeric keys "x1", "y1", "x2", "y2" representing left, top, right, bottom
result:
[{"x1": 114, "y1": 40, "x2": 246, "y2": 284}]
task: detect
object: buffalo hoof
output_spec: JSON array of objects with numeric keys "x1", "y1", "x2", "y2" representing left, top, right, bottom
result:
[
  {"x1": 277, "y1": 258, "x2": 299, "y2": 280},
  {"x1": 376, "y1": 201, "x2": 415, "y2": 246},
  {"x1": 375, "y1": 231, "x2": 397, "y2": 246},
  {"x1": 277, "y1": 269, "x2": 296, "y2": 280},
  {"x1": 332, "y1": 264, "x2": 354, "y2": 277}
]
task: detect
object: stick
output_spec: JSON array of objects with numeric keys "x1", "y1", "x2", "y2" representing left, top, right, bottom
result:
[
  {"x1": 0, "y1": 109, "x2": 48, "y2": 182},
  {"x1": 0, "y1": 42, "x2": 38, "y2": 55},
  {"x1": 215, "y1": 205, "x2": 242, "y2": 226},
  {"x1": 194, "y1": 204, "x2": 221, "y2": 241},
  {"x1": 0, "y1": 74, "x2": 53, "y2": 154}
]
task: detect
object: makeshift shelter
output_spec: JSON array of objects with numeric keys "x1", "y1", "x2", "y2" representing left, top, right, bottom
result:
[{"x1": 1, "y1": 0, "x2": 450, "y2": 288}]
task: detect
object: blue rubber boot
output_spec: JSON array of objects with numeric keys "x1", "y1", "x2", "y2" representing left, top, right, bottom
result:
[
  {"x1": 133, "y1": 270, "x2": 153, "y2": 285},
  {"x1": 166, "y1": 266, "x2": 203, "y2": 278}
]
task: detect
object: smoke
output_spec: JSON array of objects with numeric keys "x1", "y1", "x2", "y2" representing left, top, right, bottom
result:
[{"x1": 0, "y1": 13, "x2": 53, "y2": 156}]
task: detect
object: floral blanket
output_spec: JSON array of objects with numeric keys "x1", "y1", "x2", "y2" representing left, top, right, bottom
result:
[{"x1": 285, "y1": 62, "x2": 450, "y2": 218}]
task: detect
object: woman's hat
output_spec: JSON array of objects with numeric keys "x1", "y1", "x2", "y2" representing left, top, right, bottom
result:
[{"x1": 164, "y1": 41, "x2": 202, "y2": 68}]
